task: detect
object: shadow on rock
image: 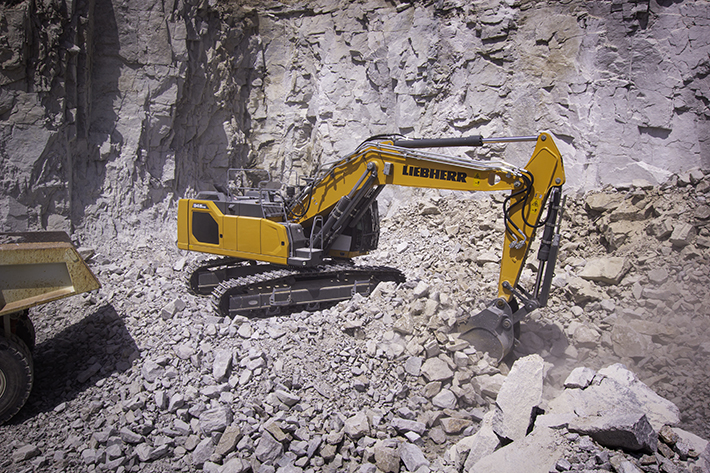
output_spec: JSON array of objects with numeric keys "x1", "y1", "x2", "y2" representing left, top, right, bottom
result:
[
  {"x1": 11, "y1": 304, "x2": 138, "y2": 422},
  {"x1": 515, "y1": 320, "x2": 569, "y2": 359}
]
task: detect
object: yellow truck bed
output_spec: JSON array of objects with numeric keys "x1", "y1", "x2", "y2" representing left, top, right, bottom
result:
[{"x1": 0, "y1": 232, "x2": 101, "y2": 317}]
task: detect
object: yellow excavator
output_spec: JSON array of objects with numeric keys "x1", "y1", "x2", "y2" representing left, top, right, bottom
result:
[{"x1": 177, "y1": 133, "x2": 565, "y2": 361}]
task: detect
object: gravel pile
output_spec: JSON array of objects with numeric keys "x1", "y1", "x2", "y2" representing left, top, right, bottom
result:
[{"x1": 1, "y1": 171, "x2": 709, "y2": 473}]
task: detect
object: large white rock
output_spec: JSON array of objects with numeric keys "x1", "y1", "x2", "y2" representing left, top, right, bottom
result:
[
  {"x1": 547, "y1": 364, "x2": 680, "y2": 431},
  {"x1": 468, "y1": 426, "x2": 565, "y2": 473},
  {"x1": 432, "y1": 389, "x2": 458, "y2": 410},
  {"x1": 579, "y1": 257, "x2": 629, "y2": 285},
  {"x1": 461, "y1": 411, "x2": 501, "y2": 472},
  {"x1": 564, "y1": 367, "x2": 596, "y2": 389},
  {"x1": 344, "y1": 411, "x2": 370, "y2": 439},
  {"x1": 491, "y1": 354, "x2": 545, "y2": 442},
  {"x1": 568, "y1": 410, "x2": 657, "y2": 453},
  {"x1": 420, "y1": 357, "x2": 454, "y2": 382}
]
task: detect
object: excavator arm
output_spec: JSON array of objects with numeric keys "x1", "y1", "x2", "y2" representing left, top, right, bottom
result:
[
  {"x1": 288, "y1": 133, "x2": 564, "y2": 299},
  {"x1": 284, "y1": 133, "x2": 565, "y2": 360}
]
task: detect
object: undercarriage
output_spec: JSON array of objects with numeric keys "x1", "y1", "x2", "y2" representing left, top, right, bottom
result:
[{"x1": 187, "y1": 257, "x2": 405, "y2": 318}]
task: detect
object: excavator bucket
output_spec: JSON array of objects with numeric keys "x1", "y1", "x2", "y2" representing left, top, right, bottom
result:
[
  {"x1": 457, "y1": 298, "x2": 516, "y2": 363},
  {"x1": 0, "y1": 232, "x2": 101, "y2": 317}
]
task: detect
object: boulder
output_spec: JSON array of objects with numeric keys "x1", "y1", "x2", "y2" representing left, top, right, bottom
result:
[
  {"x1": 492, "y1": 354, "x2": 545, "y2": 442},
  {"x1": 461, "y1": 411, "x2": 501, "y2": 471},
  {"x1": 199, "y1": 406, "x2": 233, "y2": 435},
  {"x1": 254, "y1": 431, "x2": 283, "y2": 463},
  {"x1": 420, "y1": 357, "x2": 454, "y2": 382},
  {"x1": 274, "y1": 389, "x2": 300, "y2": 407},
  {"x1": 579, "y1": 257, "x2": 629, "y2": 285},
  {"x1": 694, "y1": 204, "x2": 710, "y2": 220},
  {"x1": 191, "y1": 438, "x2": 215, "y2": 467},
  {"x1": 215, "y1": 425, "x2": 242, "y2": 456},
  {"x1": 572, "y1": 324, "x2": 601, "y2": 348},
  {"x1": 566, "y1": 276, "x2": 605, "y2": 303},
  {"x1": 391, "y1": 417, "x2": 426, "y2": 435},
  {"x1": 374, "y1": 443, "x2": 400, "y2": 473},
  {"x1": 609, "y1": 200, "x2": 648, "y2": 222},
  {"x1": 475, "y1": 373, "x2": 507, "y2": 398},
  {"x1": 564, "y1": 367, "x2": 596, "y2": 389},
  {"x1": 669, "y1": 223, "x2": 696, "y2": 247},
  {"x1": 12, "y1": 445, "x2": 40, "y2": 463},
  {"x1": 585, "y1": 193, "x2": 623, "y2": 212},
  {"x1": 404, "y1": 356, "x2": 422, "y2": 376},
  {"x1": 432, "y1": 389, "x2": 457, "y2": 409},
  {"x1": 399, "y1": 443, "x2": 429, "y2": 471},
  {"x1": 568, "y1": 410, "x2": 657, "y2": 453},
  {"x1": 212, "y1": 349, "x2": 232, "y2": 381},
  {"x1": 344, "y1": 411, "x2": 370, "y2": 439},
  {"x1": 547, "y1": 364, "x2": 680, "y2": 431},
  {"x1": 647, "y1": 267, "x2": 669, "y2": 284},
  {"x1": 467, "y1": 426, "x2": 565, "y2": 473},
  {"x1": 672, "y1": 427, "x2": 708, "y2": 453},
  {"x1": 440, "y1": 417, "x2": 474, "y2": 435},
  {"x1": 611, "y1": 323, "x2": 652, "y2": 358},
  {"x1": 141, "y1": 359, "x2": 165, "y2": 383}
]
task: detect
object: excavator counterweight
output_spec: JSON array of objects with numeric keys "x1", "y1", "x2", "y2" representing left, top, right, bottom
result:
[{"x1": 177, "y1": 133, "x2": 565, "y2": 361}]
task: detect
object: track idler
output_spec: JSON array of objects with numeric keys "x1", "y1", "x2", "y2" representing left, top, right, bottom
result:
[{"x1": 457, "y1": 298, "x2": 516, "y2": 363}]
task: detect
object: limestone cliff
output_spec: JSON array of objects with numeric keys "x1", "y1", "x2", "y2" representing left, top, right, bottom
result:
[{"x1": 0, "y1": 0, "x2": 708, "y2": 239}]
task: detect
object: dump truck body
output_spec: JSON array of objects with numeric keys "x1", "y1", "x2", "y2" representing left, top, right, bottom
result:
[{"x1": 0, "y1": 232, "x2": 101, "y2": 424}]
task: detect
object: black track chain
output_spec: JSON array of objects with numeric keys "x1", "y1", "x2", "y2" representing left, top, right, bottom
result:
[
  {"x1": 185, "y1": 256, "x2": 244, "y2": 295},
  {"x1": 211, "y1": 264, "x2": 405, "y2": 318}
]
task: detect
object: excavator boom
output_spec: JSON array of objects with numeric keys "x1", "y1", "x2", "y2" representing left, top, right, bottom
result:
[{"x1": 286, "y1": 133, "x2": 564, "y2": 298}]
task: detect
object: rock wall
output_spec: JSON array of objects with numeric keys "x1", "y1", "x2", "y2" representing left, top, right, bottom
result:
[{"x1": 1, "y1": 0, "x2": 709, "y2": 236}]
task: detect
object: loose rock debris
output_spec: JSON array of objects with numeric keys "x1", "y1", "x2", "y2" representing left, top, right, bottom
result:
[{"x1": 1, "y1": 173, "x2": 710, "y2": 472}]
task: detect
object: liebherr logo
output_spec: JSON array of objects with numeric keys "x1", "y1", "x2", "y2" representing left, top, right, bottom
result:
[{"x1": 402, "y1": 165, "x2": 467, "y2": 183}]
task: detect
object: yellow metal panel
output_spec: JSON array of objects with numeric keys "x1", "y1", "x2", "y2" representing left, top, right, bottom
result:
[
  {"x1": 498, "y1": 133, "x2": 565, "y2": 299},
  {"x1": 382, "y1": 154, "x2": 518, "y2": 192},
  {"x1": 260, "y1": 220, "x2": 289, "y2": 258},
  {"x1": 237, "y1": 217, "x2": 261, "y2": 254},
  {"x1": 177, "y1": 199, "x2": 189, "y2": 250},
  {"x1": 177, "y1": 199, "x2": 290, "y2": 265},
  {"x1": 0, "y1": 233, "x2": 101, "y2": 316},
  {"x1": 222, "y1": 215, "x2": 239, "y2": 252},
  {"x1": 291, "y1": 148, "x2": 522, "y2": 225},
  {"x1": 0, "y1": 262, "x2": 73, "y2": 310}
]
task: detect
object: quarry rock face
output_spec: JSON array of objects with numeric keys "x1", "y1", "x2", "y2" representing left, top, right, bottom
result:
[{"x1": 1, "y1": 0, "x2": 709, "y2": 236}]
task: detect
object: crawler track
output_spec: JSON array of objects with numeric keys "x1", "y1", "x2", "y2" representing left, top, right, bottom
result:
[
  {"x1": 186, "y1": 257, "x2": 275, "y2": 295},
  {"x1": 210, "y1": 263, "x2": 405, "y2": 318}
]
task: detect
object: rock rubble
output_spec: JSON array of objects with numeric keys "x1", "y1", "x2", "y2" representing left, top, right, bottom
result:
[{"x1": 1, "y1": 176, "x2": 710, "y2": 473}]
